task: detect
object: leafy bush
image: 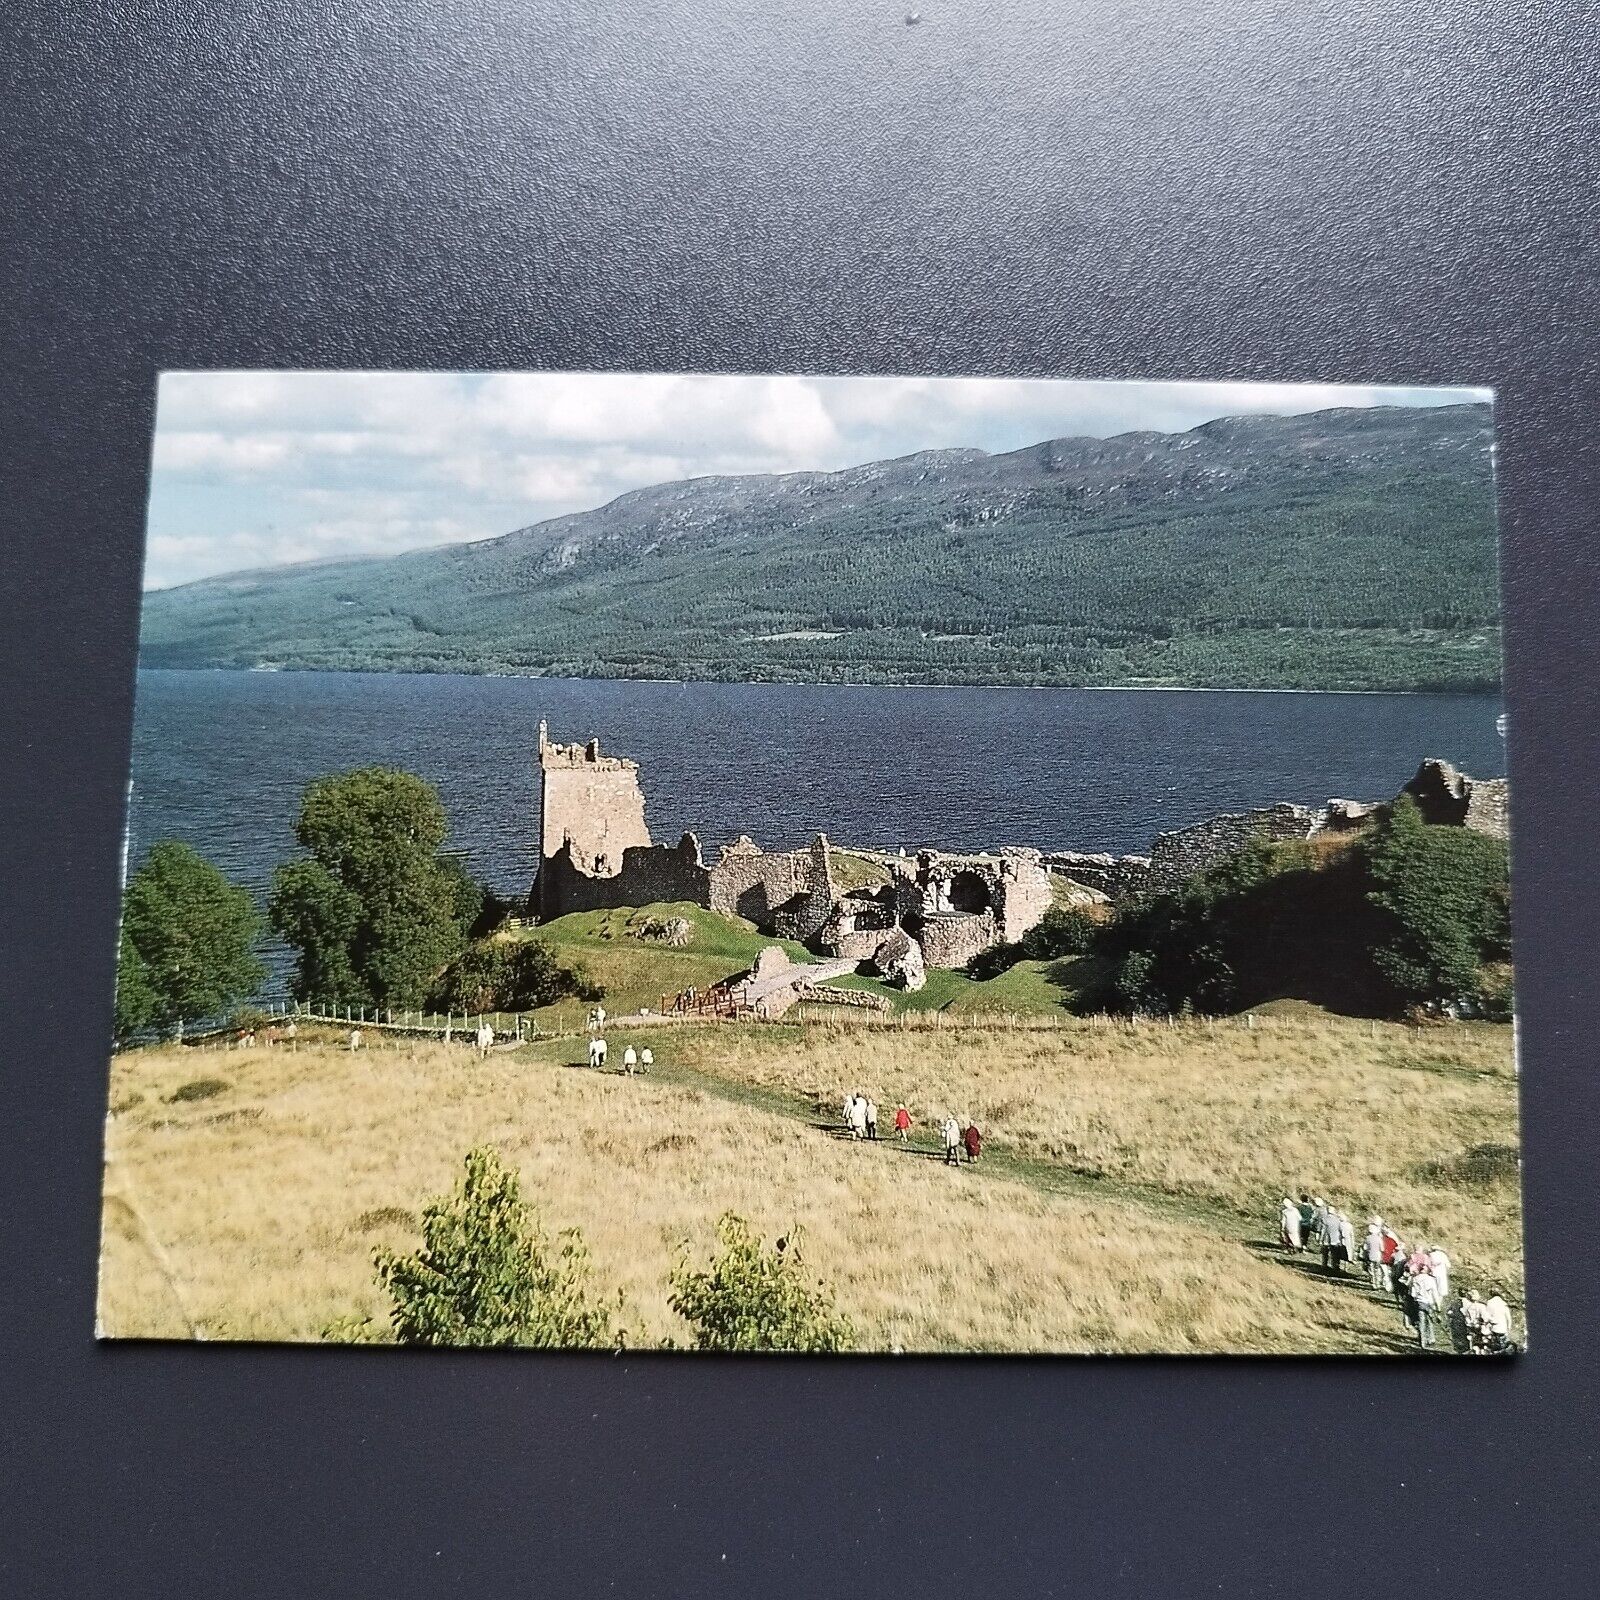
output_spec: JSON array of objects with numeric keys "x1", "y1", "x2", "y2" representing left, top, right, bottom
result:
[
  {"x1": 169, "y1": 1078, "x2": 229, "y2": 1103},
  {"x1": 1364, "y1": 796, "x2": 1511, "y2": 1008},
  {"x1": 669, "y1": 1214, "x2": 854, "y2": 1352},
  {"x1": 1473, "y1": 962, "x2": 1515, "y2": 1022},
  {"x1": 1019, "y1": 906, "x2": 1099, "y2": 960},
  {"x1": 429, "y1": 936, "x2": 599, "y2": 1013},
  {"x1": 965, "y1": 940, "x2": 1024, "y2": 980},
  {"x1": 375, "y1": 1147, "x2": 616, "y2": 1347}
]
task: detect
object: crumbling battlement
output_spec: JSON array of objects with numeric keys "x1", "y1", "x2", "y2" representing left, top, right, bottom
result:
[
  {"x1": 1403, "y1": 758, "x2": 1510, "y2": 840},
  {"x1": 534, "y1": 720, "x2": 651, "y2": 916}
]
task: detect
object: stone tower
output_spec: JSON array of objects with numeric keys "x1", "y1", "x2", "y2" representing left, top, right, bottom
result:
[{"x1": 535, "y1": 720, "x2": 652, "y2": 915}]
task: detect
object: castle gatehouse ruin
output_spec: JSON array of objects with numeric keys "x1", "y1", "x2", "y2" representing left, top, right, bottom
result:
[{"x1": 530, "y1": 725, "x2": 1509, "y2": 976}]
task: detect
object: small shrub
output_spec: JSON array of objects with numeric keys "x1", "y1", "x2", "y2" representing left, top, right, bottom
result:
[
  {"x1": 354, "y1": 1205, "x2": 416, "y2": 1231},
  {"x1": 1020, "y1": 907, "x2": 1099, "y2": 961},
  {"x1": 1417, "y1": 1143, "x2": 1521, "y2": 1189},
  {"x1": 430, "y1": 936, "x2": 598, "y2": 1013},
  {"x1": 1473, "y1": 962, "x2": 1515, "y2": 1022},
  {"x1": 669, "y1": 1213, "x2": 854, "y2": 1352},
  {"x1": 168, "y1": 1078, "x2": 229, "y2": 1104},
  {"x1": 375, "y1": 1147, "x2": 617, "y2": 1347}
]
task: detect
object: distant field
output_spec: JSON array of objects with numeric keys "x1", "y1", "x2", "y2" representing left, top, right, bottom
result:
[{"x1": 99, "y1": 1003, "x2": 1521, "y2": 1353}]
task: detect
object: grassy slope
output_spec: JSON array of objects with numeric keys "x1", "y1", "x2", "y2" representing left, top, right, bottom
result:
[
  {"x1": 99, "y1": 1010, "x2": 1521, "y2": 1353},
  {"x1": 514, "y1": 900, "x2": 1094, "y2": 1023}
]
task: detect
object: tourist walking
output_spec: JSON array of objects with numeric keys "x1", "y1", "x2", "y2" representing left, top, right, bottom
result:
[
  {"x1": 865, "y1": 1099, "x2": 879, "y2": 1141},
  {"x1": 587, "y1": 1036, "x2": 608, "y2": 1069},
  {"x1": 1483, "y1": 1290, "x2": 1514, "y2": 1353},
  {"x1": 1338, "y1": 1210, "x2": 1356, "y2": 1273},
  {"x1": 963, "y1": 1121, "x2": 982, "y2": 1163},
  {"x1": 1363, "y1": 1218, "x2": 1387, "y2": 1290},
  {"x1": 640, "y1": 1047, "x2": 653, "y2": 1072},
  {"x1": 849, "y1": 1094, "x2": 869, "y2": 1141},
  {"x1": 1410, "y1": 1264, "x2": 1442, "y2": 1349},
  {"x1": 622, "y1": 1044, "x2": 638, "y2": 1075},
  {"x1": 1427, "y1": 1244, "x2": 1452, "y2": 1301},
  {"x1": 894, "y1": 1105, "x2": 911, "y2": 1143},
  {"x1": 348, "y1": 1028, "x2": 362, "y2": 1052},
  {"x1": 476, "y1": 1021, "x2": 494, "y2": 1060},
  {"x1": 942, "y1": 1116, "x2": 962, "y2": 1166},
  {"x1": 842, "y1": 1092, "x2": 855, "y2": 1133},
  {"x1": 1280, "y1": 1196, "x2": 1302, "y2": 1252},
  {"x1": 1297, "y1": 1194, "x2": 1316, "y2": 1252}
]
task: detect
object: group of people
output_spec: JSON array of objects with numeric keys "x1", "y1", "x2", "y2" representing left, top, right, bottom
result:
[
  {"x1": 1278, "y1": 1192, "x2": 1516, "y2": 1354},
  {"x1": 585, "y1": 1035, "x2": 654, "y2": 1075},
  {"x1": 839, "y1": 1094, "x2": 981, "y2": 1165},
  {"x1": 233, "y1": 1020, "x2": 297, "y2": 1050}
]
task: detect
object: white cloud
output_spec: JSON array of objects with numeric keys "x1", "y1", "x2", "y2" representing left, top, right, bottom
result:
[{"x1": 143, "y1": 372, "x2": 1492, "y2": 589}]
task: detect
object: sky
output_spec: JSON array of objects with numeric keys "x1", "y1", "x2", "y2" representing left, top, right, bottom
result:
[{"x1": 144, "y1": 373, "x2": 1493, "y2": 590}]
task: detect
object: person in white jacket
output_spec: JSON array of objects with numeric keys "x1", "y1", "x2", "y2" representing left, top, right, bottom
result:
[
  {"x1": 1410, "y1": 1265, "x2": 1442, "y2": 1348},
  {"x1": 1426, "y1": 1245, "x2": 1452, "y2": 1301},
  {"x1": 942, "y1": 1116, "x2": 962, "y2": 1166},
  {"x1": 1483, "y1": 1290, "x2": 1514, "y2": 1351},
  {"x1": 1280, "y1": 1197, "x2": 1302, "y2": 1251}
]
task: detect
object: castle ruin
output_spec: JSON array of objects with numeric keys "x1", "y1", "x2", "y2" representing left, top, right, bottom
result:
[{"x1": 530, "y1": 727, "x2": 1509, "y2": 977}]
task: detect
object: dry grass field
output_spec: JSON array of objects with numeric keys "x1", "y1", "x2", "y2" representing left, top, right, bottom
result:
[{"x1": 98, "y1": 1008, "x2": 1522, "y2": 1354}]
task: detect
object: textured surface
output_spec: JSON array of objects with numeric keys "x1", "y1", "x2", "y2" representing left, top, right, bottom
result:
[{"x1": 2, "y1": 1, "x2": 1598, "y2": 1595}]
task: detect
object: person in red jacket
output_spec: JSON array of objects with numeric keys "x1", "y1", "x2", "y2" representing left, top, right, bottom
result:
[
  {"x1": 963, "y1": 1121, "x2": 982, "y2": 1163},
  {"x1": 893, "y1": 1105, "x2": 911, "y2": 1143}
]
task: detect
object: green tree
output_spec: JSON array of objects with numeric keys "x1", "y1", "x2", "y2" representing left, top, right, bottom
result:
[
  {"x1": 269, "y1": 768, "x2": 470, "y2": 1008},
  {"x1": 112, "y1": 928, "x2": 158, "y2": 1039},
  {"x1": 117, "y1": 841, "x2": 264, "y2": 1033},
  {"x1": 1363, "y1": 795, "x2": 1511, "y2": 1006},
  {"x1": 669, "y1": 1214, "x2": 854, "y2": 1352},
  {"x1": 375, "y1": 1147, "x2": 616, "y2": 1348}
]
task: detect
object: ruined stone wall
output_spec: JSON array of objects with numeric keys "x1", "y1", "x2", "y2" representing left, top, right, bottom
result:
[
  {"x1": 1145, "y1": 804, "x2": 1321, "y2": 895},
  {"x1": 1044, "y1": 852, "x2": 1154, "y2": 902},
  {"x1": 993, "y1": 851, "x2": 1055, "y2": 942},
  {"x1": 916, "y1": 911, "x2": 1001, "y2": 970},
  {"x1": 1403, "y1": 758, "x2": 1510, "y2": 841},
  {"x1": 535, "y1": 833, "x2": 710, "y2": 919},
  {"x1": 708, "y1": 834, "x2": 837, "y2": 942},
  {"x1": 1465, "y1": 780, "x2": 1510, "y2": 840}
]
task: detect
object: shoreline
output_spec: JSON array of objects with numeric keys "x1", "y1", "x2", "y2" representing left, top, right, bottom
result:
[{"x1": 135, "y1": 664, "x2": 1504, "y2": 700}]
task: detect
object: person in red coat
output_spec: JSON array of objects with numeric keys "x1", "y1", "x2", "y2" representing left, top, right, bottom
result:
[
  {"x1": 963, "y1": 1121, "x2": 982, "y2": 1163},
  {"x1": 893, "y1": 1105, "x2": 911, "y2": 1143}
]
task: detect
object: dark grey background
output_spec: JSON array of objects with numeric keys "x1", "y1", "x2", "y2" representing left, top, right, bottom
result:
[{"x1": 3, "y1": 2, "x2": 1597, "y2": 1594}]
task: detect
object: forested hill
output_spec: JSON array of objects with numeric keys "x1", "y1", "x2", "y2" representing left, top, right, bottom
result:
[{"x1": 139, "y1": 402, "x2": 1502, "y2": 691}]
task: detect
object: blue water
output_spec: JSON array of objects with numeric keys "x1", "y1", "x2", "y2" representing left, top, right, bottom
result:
[{"x1": 128, "y1": 670, "x2": 1506, "y2": 994}]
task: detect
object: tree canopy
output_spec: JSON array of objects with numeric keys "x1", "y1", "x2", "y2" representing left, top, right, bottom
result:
[
  {"x1": 115, "y1": 840, "x2": 264, "y2": 1036},
  {"x1": 269, "y1": 768, "x2": 475, "y2": 1008}
]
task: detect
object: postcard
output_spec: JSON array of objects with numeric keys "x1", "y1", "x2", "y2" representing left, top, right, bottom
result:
[{"x1": 100, "y1": 372, "x2": 1521, "y2": 1355}]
